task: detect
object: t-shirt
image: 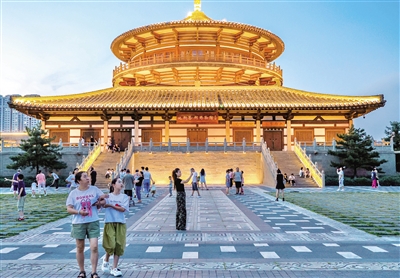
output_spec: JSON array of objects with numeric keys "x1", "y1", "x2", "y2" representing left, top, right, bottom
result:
[
  {"x1": 104, "y1": 193, "x2": 129, "y2": 224},
  {"x1": 143, "y1": 171, "x2": 151, "y2": 180},
  {"x1": 122, "y1": 174, "x2": 134, "y2": 190},
  {"x1": 18, "y1": 180, "x2": 26, "y2": 197},
  {"x1": 66, "y1": 174, "x2": 77, "y2": 187},
  {"x1": 66, "y1": 186, "x2": 104, "y2": 224},
  {"x1": 337, "y1": 170, "x2": 344, "y2": 180},
  {"x1": 175, "y1": 178, "x2": 184, "y2": 192},
  {"x1": 151, "y1": 184, "x2": 156, "y2": 192},
  {"x1": 234, "y1": 171, "x2": 242, "y2": 182},
  {"x1": 36, "y1": 173, "x2": 46, "y2": 184},
  {"x1": 51, "y1": 173, "x2": 59, "y2": 180},
  {"x1": 192, "y1": 171, "x2": 198, "y2": 183},
  {"x1": 136, "y1": 176, "x2": 144, "y2": 186},
  {"x1": 31, "y1": 182, "x2": 37, "y2": 190},
  {"x1": 12, "y1": 173, "x2": 19, "y2": 186},
  {"x1": 168, "y1": 180, "x2": 173, "y2": 188}
]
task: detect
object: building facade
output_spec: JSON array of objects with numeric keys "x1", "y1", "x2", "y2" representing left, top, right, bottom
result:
[
  {"x1": 1, "y1": 95, "x2": 41, "y2": 133},
  {"x1": 8, "y1": 1, "x2": 385, "y2": 150}
]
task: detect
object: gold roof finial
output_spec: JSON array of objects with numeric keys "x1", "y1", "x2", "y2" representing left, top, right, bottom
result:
[
  {"x1": 194, "y1": 0, "x2": 201, "y2": 12},
  {"x1": 184, "y1": 0, "x2": 212, "y2": 21}
]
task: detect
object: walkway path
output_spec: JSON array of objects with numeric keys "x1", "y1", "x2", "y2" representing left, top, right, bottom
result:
[{"x1": 0, "y1": 186, "x2": 399, "y2": 278}]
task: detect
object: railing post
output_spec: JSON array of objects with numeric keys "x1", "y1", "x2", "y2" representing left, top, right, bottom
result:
[
  {"x1": 205, "y1": 138, "x2": 208, "y2": 153},
  {"x1": 224, "y1": 138, "x2": 227, "y2": 153},
  {"x1": 149, "y1": 138, "x2": 153, "y2": 153},
  {"x1": 168, "y1": 139, "x2": 171, "y2": 153},
  {"x1": 78, "y1": 142, "x2": 82, "y2": 153},
  {"x1": 332, "y1": 138, "x2": 336, "y2": 151},
  {"x1": 322, "y1": 170, "x2": 325, "y2": 188},
  {"x1": 242, "y1": 137, "x2": 246, "y2": 153},
  {"x1": 390, "y1": 134, "x2": 394, "y2": 151},
  {"x1": 186, "y1": 138, "x2": 190, "y2": 153},
  {"x1": 313, "y1": 138, "x2": 317, "y2": 151}
]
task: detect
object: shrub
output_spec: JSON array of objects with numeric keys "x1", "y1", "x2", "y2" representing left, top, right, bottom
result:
[{"x1": 325, "y1": 175, "x2": 400, "y2": 186}]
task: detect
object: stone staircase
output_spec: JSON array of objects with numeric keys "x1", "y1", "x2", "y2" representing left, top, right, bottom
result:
[
  {"x1": 129, "y1": 151, "x2": 264, "y2": 186},
  {"x1": 271, "y1": 151, "x2": 318, "y2": 187},
  {"x1": 91, "y1": 151, "x2": 124, "y2": 189}
]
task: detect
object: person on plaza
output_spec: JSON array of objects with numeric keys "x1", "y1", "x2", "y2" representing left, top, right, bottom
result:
[
  {"x1": 143, "y1": 167, "x2": 154, "y2": 198},
  {"x1": 283, "y1": 173, "x2": 289, "y2": 185},
  {"x1": 173, "y1": 168, "x2": 193, "y2": 231},
  {"x1": 107, "y1": 139, "x2": 113, "y2": 152},
  {"x1": 5, "y1": 173, "x2": 26, "y2": 220},
  {"x1": 233, "y1": 167, "x2": 243, "y2": 195},
  {"x1": 31, "y1": 181, "x2": 37, "y2": 198},
  {"x1": 240, "y1": 170, "x2": 245, "y2": 195},
  {"x1": 199, "y1": 168, "x2": 208, "y2": 190},
  {"x1": 337, "y1": 167, "x2": 345, "y2": 191},
  {"x1": 225, "y1": 169, "x2": 231, "y2": 195},
  {"x1": 67, "y1": 168, "x2": 79, "y2": 192},
  {"x1": 150, "y1": 183, "x2": 157, "y2": 197},
  {"x1": 299, "y1": 167, "x2": 304, "y2": 178},
  {"x1": 36, "y1": 169, "x2": 47, "y2": 197},
  {"x1": 81, "y1": 136, "x2": 85, "y2": 146},
  {"x1": 168, "y1": 175, "x2": 173, "y2": 197},
  {"x1": 288, "y1": 173, "x2": 296, "y2": 186},
  {"x1": 371, "y1": 168, "x2": 378, "y2": 188},
  {"x1": 66, "y1": 171, "x2": 107, "y2": 278},
  {"x1": 190, "y1": 168, "x2": 201, "y2": 198},
  {"x1": 101, "y1": 178, "x2": 129, "y2": 277},
  {"x1": 105, "y1": 169, "x2": 111, "y2": 179},
  {"x1": 119, "y1": 168, "x2": 126, "y2": 180},
  {"x1": 134, "y1": 171, "x2": 144, "y2": 203},
  {"x1": 133, "y1": 169, "x2": 140, "y2": 198},
  {"x1": 90, "y1": 167, "x2": 97, "y2": 186},
  {"x1": 305, "y1": 168, "x2": 311, "y2": 178},
  {"x1": 11, "y1": 169, "x2": 22, "y2": 198},
  {"x1": 122, "y1": 169, "x2": 135, "y2": 206},
  {"x1": 229, "y1": 168, "x2": 234, "y2": 188},
  {"x1": 275, "y1": 169, "x2": 285, "y2": 201},
  {"x1": 49, "y1": 171, "x2": 60, "y2": 190}
]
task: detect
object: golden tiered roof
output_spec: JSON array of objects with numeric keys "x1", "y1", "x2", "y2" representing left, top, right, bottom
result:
[
  {"x1": 9, "y1": 86, "x2": 384, "y2": 115},
  {"x1": 110, "y1": 1, "x2": 285, "y2": 87}
]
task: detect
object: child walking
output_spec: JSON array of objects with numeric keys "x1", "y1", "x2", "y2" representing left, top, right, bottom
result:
[
  {"x1": 150, "y1": 182, "x2": 157, "y2": 197},
  {"x1": 168, "y1": 176, "x2": 173, "y2": 197},
  {"x1": 102, "y1": 178, "x2": 129, "y2": 277},
  {"x1": 31, "y1": 181, "x2": 37, "y2": 198}
]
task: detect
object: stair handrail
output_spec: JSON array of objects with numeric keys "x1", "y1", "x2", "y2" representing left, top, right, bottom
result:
[
  {"x1": 294, "y1": 138, "x2": 325, "y2": 188},
  {"x1": 261, "y1": 139, "x2": 278, "y2": 180},
  {"x1": 77, "y1": 143, "x2": 102, "y2": 172},
  {"x1": 116, "y1": 138, "x2": 135, "y2": 174}
]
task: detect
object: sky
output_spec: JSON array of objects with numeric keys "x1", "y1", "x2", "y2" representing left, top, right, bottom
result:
[{"x1": 1, "y1": 0, "x2": 399, "y2": 140}]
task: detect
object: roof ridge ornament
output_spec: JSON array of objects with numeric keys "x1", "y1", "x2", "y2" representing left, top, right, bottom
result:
[{"x1": 184, "y1": 0, "x2": 212, "y2": 21}]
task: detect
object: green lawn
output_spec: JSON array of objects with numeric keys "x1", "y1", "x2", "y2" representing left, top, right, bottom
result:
[
  {"x1": 0, "y1": 193, "x2": 69, "y2": 239},
  {"x1": 270, "y1": 192, "x2": 400, "y2": 237}
]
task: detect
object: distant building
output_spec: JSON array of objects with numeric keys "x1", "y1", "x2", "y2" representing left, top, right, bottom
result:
[{"x1": 0, "y1": 95, "x2": 41, "y2": 132}]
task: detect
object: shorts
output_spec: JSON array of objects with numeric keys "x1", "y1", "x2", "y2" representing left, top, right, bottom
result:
[
  {"x1": 71, "y1": 221, "x2": 100, "y2": 239},
  {"x1": 192, "y1": 182, "x2": 198, "y2": 191},
  {"x1": 235, "y1": 181, "x2": 242, "y2": 188},
  {"x1": 13, "y1": 184, "x2": 18, "y2": 191},
  {"x1": 103, "y1": 223, "x2": 126, "y2": 256},
  {"x1": 124, "y1": 189, "x2": 133, "y2": 198},
  {"x1": 17, "y1": 195, "x2": 26, "y2": 211}
]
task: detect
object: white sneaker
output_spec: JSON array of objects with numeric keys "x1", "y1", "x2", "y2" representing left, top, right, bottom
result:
[
  {"x1": 101, "y1": 261, "x2": 111, "y2": 273},
  {"x1": 110, "y1": 268, "x2": 122, "y2": 277},
  {"x1": 197, "y1": 196, "x2": 201, "y2": 198},
  {"x1": 341, "y1": 188, "x2": 345, "y2": 191}
]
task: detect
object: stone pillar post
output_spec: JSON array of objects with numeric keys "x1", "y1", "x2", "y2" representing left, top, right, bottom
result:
[
  {"x1": 101, "y1": 113, "x2": 111, "y2": 150},
  {"x1": 162, "y1": 112, "x2": 172, "y2": 143},
  {"x1": 131, "y1": 112, "x2": 142, "y2": 145},
  {"x1": 253, "y1": 110, "x2": 263, "y2": 144},
  {"x1": 223, "y1": 111, "x2": 233, "y2": 143}
]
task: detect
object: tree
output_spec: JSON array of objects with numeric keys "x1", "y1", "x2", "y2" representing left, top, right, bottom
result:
[
  {"x1": 383, "y1": 121, "x2": 400, "y2": 151},
  {"x1": 7, "y1": 124, "x2": 68, "y2": 174},
  {"x1": 328, "y1": 125, "x2": 387, "y2": 178}
]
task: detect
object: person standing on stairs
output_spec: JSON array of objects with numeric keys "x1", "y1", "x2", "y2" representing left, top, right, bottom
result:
[
  {"x1": 90, "y1": 167, "x2": 97, "y2": 186},
  {"x1": 275, "y1": 169, "x2": 285, "y2": 201}
]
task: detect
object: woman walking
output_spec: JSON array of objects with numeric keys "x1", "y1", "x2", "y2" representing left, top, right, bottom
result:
[
  {"x1": 66, "y1": 171, "x2": 106, "y2": 278},
  {"x1": 172, "y1": 168, "x2": 193, "y2": 231},
  {"x1": 199, "y1": 168, "x2": 208, "y2": 190},
  {"x1": 275, "y1": 169, "x2": 285, "y2": 201}
]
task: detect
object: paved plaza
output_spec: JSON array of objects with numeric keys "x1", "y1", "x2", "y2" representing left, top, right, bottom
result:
[{"x1": 0, "y1": 186, "x2": 399, "y2": 278}]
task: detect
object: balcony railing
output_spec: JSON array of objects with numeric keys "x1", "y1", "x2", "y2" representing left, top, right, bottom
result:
[{"x1": 113, "y1": 53, "x2": 282, "y2": 77}]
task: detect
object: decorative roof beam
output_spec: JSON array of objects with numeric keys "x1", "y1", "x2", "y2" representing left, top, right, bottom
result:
[
  {"x1": 233, "y1": 30, "x2": 244, "y2": 43},
  {"x1": 151, "y1": 31, "x2": 162, "y2": 44}
]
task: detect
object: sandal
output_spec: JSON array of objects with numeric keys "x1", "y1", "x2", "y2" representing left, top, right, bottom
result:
[
  {"x1": 77, "y1": 271, "x2": 86, "y2": 278},
  {"x1": 90, "y1": 272, "x2": 100, "y2": 278}
]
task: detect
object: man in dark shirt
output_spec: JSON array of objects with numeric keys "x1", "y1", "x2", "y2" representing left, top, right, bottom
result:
[{"x1": 90, "y1": 167, "x2": 97, "y2": 186}]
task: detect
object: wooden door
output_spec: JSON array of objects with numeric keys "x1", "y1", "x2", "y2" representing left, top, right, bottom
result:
[
  {"x1": 263, "y1": 130, "x2": 283, "y2": 151},
  {"x1": 187, "y1": 128, "x2": 207, "y2": 146},
  {"x1": 49, "y1": 130, "x2": 69, "y2": 145},
  {"x1": 233, "y1": 129, "x2": 253, "y2": 145},
  {"x1": 294, "y1": 129, "x2": 314, "y2": 144},
  {"x1": 112, "y1": 130, "x2": 131, "y2": 150},
  {"x1": 142, "y1": 130, "x2": 162, "y2": 143},
  {"x1": 325, "y1": 129, "x2": 345, "y2": 144}
]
